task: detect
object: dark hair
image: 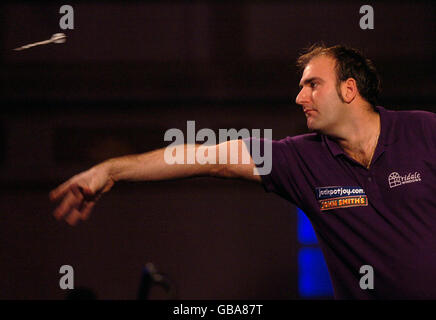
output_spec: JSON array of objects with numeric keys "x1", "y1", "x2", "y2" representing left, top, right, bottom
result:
[{"x1": 297, "y1": 44, "x2": 381, "y2": 107}]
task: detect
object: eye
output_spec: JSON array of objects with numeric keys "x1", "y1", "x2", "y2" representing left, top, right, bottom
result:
[{"x1": 310, "y1": 82, "x2": 318, "y2": 88}]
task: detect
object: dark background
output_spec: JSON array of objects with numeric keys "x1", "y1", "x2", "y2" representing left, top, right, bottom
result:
[{"x1": 0, "y1": 1, "x2": 434, "y2": 300}]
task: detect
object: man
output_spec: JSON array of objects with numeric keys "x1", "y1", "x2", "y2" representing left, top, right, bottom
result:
[{"x1": 50, "y1": 44, "x2": 436, "y2": 299}]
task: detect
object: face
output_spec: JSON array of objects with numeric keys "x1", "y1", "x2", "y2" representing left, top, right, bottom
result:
[{"x1": 295, "y1": 55, "x2": 346, "y2": 134}]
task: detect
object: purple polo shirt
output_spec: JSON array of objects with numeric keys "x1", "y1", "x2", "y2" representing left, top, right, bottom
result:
[{"x1": 245, "y1": 106, "x2": 436, "y2": 299}]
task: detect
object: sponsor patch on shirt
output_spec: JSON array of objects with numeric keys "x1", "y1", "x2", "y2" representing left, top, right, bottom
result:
[{"x1": 315, "y1": 186, "x2": 368, "y2": 211}]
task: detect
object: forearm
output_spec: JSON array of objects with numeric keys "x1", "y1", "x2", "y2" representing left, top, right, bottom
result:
[
  {"x1": 49, "y1": 140, "x2": 260, "y2": 226},
  {"x1": 98, "y1": 144, "x2": 220, "y2": 183}
]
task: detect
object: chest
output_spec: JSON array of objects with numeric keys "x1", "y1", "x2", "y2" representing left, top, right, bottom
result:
[{"x1": 306, "y1": 148, "x2": 435, "y2": 217}]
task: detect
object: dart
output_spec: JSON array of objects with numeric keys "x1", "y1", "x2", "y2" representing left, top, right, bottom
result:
[{"x1": 13, "y1": 33, "x2": 66, "y2": 51}]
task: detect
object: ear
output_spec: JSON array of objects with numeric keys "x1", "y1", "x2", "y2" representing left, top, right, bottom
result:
[{"x1": 340, "y1": 78, "x2": 358, "y2": 103}]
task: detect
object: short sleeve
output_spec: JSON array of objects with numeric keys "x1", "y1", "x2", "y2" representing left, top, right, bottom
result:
[{"x1": 243, "y1": 137, "x2": 307, "y2": 208}]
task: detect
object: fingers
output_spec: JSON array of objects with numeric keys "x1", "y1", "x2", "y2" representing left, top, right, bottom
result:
[
  {"x1": 53, "y1": 191, "x2": 76, "y2": 220},
  {"x1": 79, "y1": 201, "x2": 96, "y2": 221},
  {"x1": 49, "y1": 179, "x2": 74, "y2": 202},
  {"x1": 65, "y1": 208, "x2": 82, "y2": 226},
  {"x1": 51, "y1": 182, "x2": 98, "y2": 226},
  {"x1": 53, "y1": 184, "x2": 83, "y2": 220}
]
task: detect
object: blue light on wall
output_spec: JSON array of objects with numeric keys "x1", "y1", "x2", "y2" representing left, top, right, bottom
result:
[
  {"x1": 298, "y1": 248, "x2": 334, "y2": 297},
  {"x1": 297, "y1": 208, "x2": 334, "y2": 298},
  {"x1": 297, "y1": 207, "x2": 318, "y2": 245}
]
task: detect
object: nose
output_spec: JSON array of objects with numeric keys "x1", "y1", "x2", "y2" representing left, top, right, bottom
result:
[{"x1": 295, "y1": 87, "x2": 310, "y2": 106}]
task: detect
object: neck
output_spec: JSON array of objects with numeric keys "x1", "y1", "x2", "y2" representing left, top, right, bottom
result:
[{"x1": 331, "y1": 107, "x2": 381, "y2": 168}]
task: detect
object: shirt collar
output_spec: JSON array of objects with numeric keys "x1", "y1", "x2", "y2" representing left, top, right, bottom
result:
[{"x1": 323, "y1": 106, "x2": 397, "y2": 158}]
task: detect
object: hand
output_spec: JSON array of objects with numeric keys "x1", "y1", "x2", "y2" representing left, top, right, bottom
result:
[{"x1": 49, "y1": 164, "x2": 114, "y2": 226}]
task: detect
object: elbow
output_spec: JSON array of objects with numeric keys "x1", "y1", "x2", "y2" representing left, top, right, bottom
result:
[{"x1": 209, "y1": 164, "x2": 233, "y2": 179}]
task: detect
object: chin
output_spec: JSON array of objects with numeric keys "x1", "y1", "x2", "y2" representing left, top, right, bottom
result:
[
  {"x1": 306, "y1": 120, "x2": 319, "y2": 132},
  {"x1": 307, "y1": 118, "x2": 328, "y2": 134},
  {"x1": 307, "y1": 124, "x2": 327, "y2": 135}
]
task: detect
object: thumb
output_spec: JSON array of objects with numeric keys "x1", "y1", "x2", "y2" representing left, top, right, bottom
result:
[{"x1": 78, "y1": 186, "x2": 96, "y2": 200}]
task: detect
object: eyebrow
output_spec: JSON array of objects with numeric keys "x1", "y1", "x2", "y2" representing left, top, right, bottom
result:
[{"x1": 299, "y1": 77, "x2": 323, "y2": 88}]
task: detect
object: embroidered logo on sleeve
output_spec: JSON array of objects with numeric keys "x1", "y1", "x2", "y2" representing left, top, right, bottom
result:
[{"x1": 315, "y1": 186, "x2": 368, "y2": 211}]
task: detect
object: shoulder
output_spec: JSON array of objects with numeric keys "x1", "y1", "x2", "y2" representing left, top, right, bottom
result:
[
  {"x1": 272, "y1": 133, "x2": 326, "y2": 158},
  {"x1": 278, "y1": 133, "x2": 322, "y2": 146},
  {"x1": 395, "y1": 108, "x2": 435, "y2": 135},
  {"x1": 380, "y1": 106, "x2": 436, "y2": 148},
  {"x1": 398, "y1": 109, "x2": 435, "y2": 120},
  {"x1": 385, "y1": 107, "x2": 436, "y2": 127}
]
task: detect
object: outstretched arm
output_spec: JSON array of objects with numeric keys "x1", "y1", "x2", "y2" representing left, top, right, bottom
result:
[{"x1": 49, "y1": 140, "x2": 260, "y2": 226}]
